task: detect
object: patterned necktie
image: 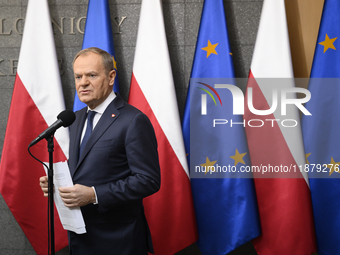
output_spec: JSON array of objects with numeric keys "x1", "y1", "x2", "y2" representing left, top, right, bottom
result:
[{"x1": 79, "y1": 110, "x2": 96, "y2": 159}]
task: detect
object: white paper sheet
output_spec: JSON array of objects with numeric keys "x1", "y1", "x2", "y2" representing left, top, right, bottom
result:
[{"x1": 44, "y1": 161, "x2": 86, "y2": 234}]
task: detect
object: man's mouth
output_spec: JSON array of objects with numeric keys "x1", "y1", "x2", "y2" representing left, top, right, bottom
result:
[{"x1": 79, "y1": 90, "x2": 91, "y2": 94}]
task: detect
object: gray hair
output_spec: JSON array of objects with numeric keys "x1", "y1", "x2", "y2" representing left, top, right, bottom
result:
[{"x1": 73, "y1": 47, "x2": 114, "y2": 75}]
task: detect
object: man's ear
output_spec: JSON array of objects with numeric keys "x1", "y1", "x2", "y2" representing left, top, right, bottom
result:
[{"x1": 109, "y1": 69, "x2": 116, "y2": 87}]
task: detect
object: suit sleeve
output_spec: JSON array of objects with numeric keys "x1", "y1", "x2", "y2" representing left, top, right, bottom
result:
[{"x1": 94, "y1": 112, "x2": 161, "y2": 213}]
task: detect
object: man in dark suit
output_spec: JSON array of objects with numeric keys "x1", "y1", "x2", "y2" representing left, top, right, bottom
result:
[{"x1": 40, "y1": 47, "x2": 160, "y2": 254}]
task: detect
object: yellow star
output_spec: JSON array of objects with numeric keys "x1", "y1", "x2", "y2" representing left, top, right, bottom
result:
[
  {"x1": 200, "y1": 157, "x2": 217, "y2": 174},
  {"x1": 305, "y1": 153, "x2": 311, "y2": 165},
  {"x1": 319, "y1": 34, "x2": 337, "y2": 53},
  {"x1": 230, "y1": 149, "x2": 247, "y2": 166},
  {"x1": 201, "y1": 40, "x2": 218, "y2": 58},
  {"x1": 112, "y1": 56, "x2": 117, "y2": 70},
  {"x1": 327, "y1": 157, "x2": 340, "y2": 176}
]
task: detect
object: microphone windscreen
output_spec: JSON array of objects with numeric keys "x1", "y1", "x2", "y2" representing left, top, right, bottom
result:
[{"x1": 57, "y1": 110, "x2": 76, "y2": 127}]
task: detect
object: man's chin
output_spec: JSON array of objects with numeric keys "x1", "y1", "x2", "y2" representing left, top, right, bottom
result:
[{"x1": 78, "y1": 95, "x2": 90, "y2": 103}]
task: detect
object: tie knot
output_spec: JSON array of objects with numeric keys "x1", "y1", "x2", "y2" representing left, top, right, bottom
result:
[{"x1": 87, "y1": 110, "x2": 96, "y2": 122}]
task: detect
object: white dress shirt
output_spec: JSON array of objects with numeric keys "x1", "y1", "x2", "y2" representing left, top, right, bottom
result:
[{"x1": 80, "y1": 91, "x2": 116, "y2": 143}]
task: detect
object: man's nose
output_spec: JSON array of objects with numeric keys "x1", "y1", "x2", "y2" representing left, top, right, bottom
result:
[{"x1": 79, "y1": 76, "x2": 89, "y2": 86}]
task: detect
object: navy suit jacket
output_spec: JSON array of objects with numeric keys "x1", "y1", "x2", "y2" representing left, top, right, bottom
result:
[{"x1": 68, "y1": 94, "x2": 160, "y2": 255}]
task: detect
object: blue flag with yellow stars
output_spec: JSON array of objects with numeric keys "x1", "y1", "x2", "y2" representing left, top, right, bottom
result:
[
  {"x1": 182, "y1": 0, "x2": 260, "y2": 254},
  {"x1": 73, "y1": 0, "x2": 119, "y2": 111},
  {"x1": 302, "y1": 0, "x2": 340, "y2": 254}
]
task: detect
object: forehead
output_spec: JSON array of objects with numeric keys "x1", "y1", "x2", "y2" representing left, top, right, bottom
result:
[{"x1": 73, "y1": 52, "x2": 104, "y2": 72}]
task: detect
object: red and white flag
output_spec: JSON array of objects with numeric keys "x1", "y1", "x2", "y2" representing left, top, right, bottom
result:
[
  {"x1": 0, "y1": 0, "x2": 69, "y2": 254},
  {"x1": 128, "y1": 0, "x2": 198, "y2": 254},
  {"x1": 244, "y1": 0, "x2": 316, "y2": 254}
]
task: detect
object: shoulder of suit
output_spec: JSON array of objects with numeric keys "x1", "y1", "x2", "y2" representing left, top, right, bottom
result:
[
  {"x1": 112, "y1": 94, "x2": 145, "y2": 115},
  {"x1": 74, "y1": 107, "x2": 87, "y2": 118}
]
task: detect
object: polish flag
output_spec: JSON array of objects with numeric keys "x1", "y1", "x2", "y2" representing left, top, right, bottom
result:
[
  {"x1": 0, "y1": 0, "x2": 69, "y2": 254},
  {"x1": 244, "y1": 0, "x2": 316, "y2": 254},
  {"x1": 128, "y1": 0, "x2": 198, "y2": 254}
]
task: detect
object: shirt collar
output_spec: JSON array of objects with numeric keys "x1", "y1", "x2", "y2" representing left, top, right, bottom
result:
[{"x1": 87, "y1": 91, "x2": 116, "y2": 115}]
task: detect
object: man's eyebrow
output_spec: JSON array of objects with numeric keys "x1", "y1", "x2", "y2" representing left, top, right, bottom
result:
[{"x1": 74, "y1": 71, "x2": 97, "y2": 76}]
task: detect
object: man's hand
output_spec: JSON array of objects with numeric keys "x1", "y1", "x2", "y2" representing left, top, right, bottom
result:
[
  {"x1": 39, "y1": 176, "x2": 49, "y2": 197},
  {"x1": 58, "y1": 184, "x2": 96, "y2": 208}
]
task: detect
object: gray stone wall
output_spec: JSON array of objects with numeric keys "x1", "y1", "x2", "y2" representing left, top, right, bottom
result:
[{"x1": 0, "y1": 0, "x2": 262, "y2": 254}]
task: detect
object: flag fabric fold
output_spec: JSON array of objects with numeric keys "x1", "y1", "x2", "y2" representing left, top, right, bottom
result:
[
  {"x1": 182, "y1": 1, "x2": 260, "y2": 254},
  {"x1": 0, "y1": 0, "x2": 69, "y2": 254},
  {"x1": 244, "y1": 0, "x2": 316, "y2": 254},
  {"x1": 128, "y1": 0, "x2": 198, "y2": 254},
  {"x1": 302, "y1": 0, "x2": 340, "y2": 254},
  {"x1": 73, "y1": 0, "x2": 119, "y2": 112}
]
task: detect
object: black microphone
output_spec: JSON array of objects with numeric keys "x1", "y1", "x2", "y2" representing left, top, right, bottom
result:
[{"x1": 28, "y1": 109, "x2": 76, "y2": 148}]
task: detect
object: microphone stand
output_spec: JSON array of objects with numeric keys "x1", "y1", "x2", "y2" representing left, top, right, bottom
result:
[
  {"x1": 46, "y1": 134, "x2": 55, "y2": 255},
  {"x1": 27, "y1": 110, "x2": 75, "y2": 255}
]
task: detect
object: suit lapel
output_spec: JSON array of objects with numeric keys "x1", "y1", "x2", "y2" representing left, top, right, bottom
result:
[
  {"x1": 69, "y1": 107, "x2": 87, "y2": 177},
  {"x1": 74, "y1": 96, "x2": 124, "y2": 173}
]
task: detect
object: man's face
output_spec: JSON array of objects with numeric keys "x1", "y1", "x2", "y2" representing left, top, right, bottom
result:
[{"x1": 73, "y1": 52, "x2": 116, "y2": 109}]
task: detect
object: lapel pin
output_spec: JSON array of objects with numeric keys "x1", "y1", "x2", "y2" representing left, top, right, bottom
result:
[{"x1": 111, "y1": 114, "x2": 116, "y2": 118}]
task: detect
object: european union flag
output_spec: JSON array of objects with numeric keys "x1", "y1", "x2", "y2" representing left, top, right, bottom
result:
[
  {"x1": 73, "y1": 0, "x2": 119, "y2": 111},
  {"x1": 301, "y1": 0, "x2": 340, "y2": 254},
  {"x1": 182, "y1": 0, "x2": 260, "y2": 254}
]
